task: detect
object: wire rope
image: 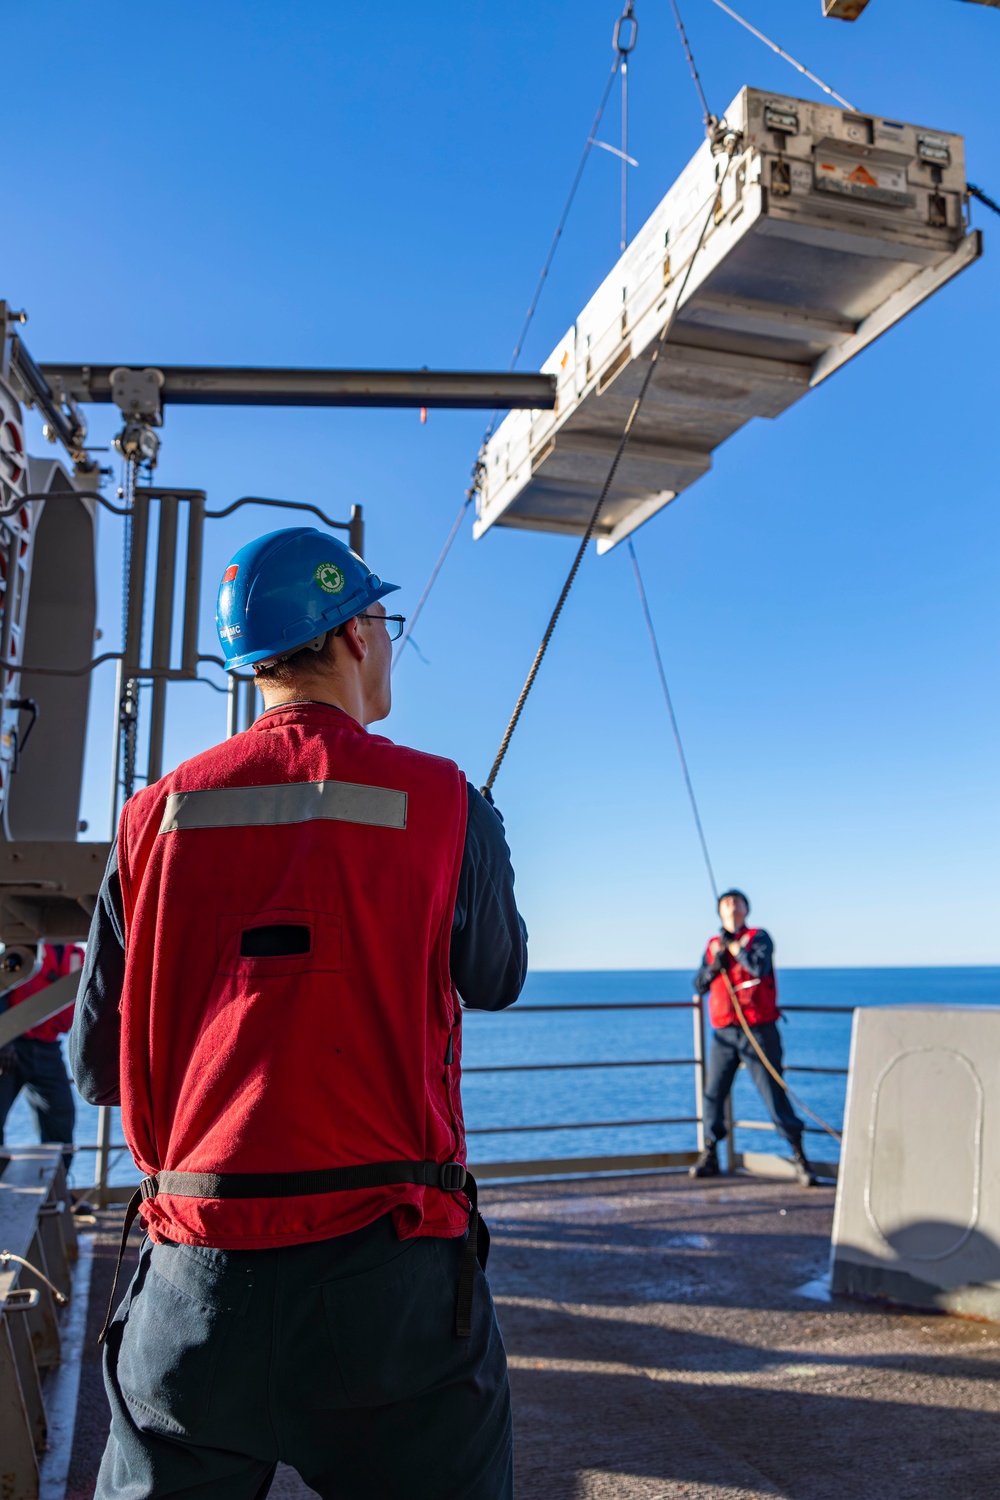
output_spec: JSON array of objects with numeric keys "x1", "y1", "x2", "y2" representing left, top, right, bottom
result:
[
  {"x1": 667, "y1": 0, "x2": 714, "y2": 127},
  {"x1": 627, "y1": 539, "x2": 718, "y2": 901},
  {"x1": 393, "y1": 2, "x2": 636, "y2": 672},
  {"x1": 705, "y1": 0, "x2": 857, "y2": 113},
  {"x1": 627, "y1": 548, "x2": 843, "y2": 1144},
  {"x1": 483, "y1": 149, "x2": 737, "y2": 793}
]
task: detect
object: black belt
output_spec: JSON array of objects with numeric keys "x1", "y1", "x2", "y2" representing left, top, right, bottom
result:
[{"x1": 99, "y1": 1159, "x2": 487, "y2": 1344}]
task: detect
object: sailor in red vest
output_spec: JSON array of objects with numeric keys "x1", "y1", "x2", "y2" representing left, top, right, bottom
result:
[
  {"x1": 690, "y1": 889, "x2": 817, "y2": 1186},
  {"x1": 70, "y1": 527, "x2": 527, "y2": 1500},
  {"x1": 0, "y1": 942, "x2": 82, "y2": 1169}
]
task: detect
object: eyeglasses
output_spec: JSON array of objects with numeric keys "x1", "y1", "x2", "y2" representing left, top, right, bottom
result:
[{"x1": 357, "y1": 613, "x2": 406, "y2": 641}]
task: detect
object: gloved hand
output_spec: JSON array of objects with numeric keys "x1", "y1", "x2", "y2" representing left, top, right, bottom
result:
[
  {"x1": 478, "y1": 785, "x2": 505, "y2": 824},
  {"x1": 0, "y1": 1043, "x2": 18, "y2": 1077}
]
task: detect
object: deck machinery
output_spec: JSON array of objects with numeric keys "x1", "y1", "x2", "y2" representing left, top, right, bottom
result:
[{"x1": 474, "y1": 87, "x2": 980, "y2": 553}]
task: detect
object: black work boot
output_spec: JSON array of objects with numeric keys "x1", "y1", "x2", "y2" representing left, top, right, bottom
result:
[
  {"x1": 791, "y1": 1144, "x2": 818, "y2": 1187},
  {"x1": 690, "y1": 1144, "x2": 721, "y2": 1179}
]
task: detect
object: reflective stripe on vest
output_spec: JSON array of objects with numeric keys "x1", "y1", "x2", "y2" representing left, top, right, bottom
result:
[
  {"x1": 160, "y1": 778, "x2": 407, "y2": 833},
  {"x1": 116, "y1": 702, "x2": 469, "y2": 1254}
]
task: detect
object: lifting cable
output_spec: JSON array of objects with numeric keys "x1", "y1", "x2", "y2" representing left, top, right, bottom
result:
[
  {"x1": 705, "y1": 0, "x2": 857, "y2": 114},
  {"x1": 668, "y1": 0, "x2": 714, "y2": 131},
  {"x1": 393, "y1": 2, "x2": 636, "y2": 673},
  {"x1": 483, "y1": 147, "x2": 738, "y2": 794},
  {"x1": 627, "y1": 538, "x2": 842, "y2": 1144}
]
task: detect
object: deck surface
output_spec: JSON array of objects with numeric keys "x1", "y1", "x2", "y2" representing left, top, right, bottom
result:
[{"x1": 64, "y1": 1172, "x2": 1000, "y2": 1498}]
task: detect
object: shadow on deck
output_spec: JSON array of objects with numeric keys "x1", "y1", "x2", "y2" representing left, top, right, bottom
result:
[
  {"x1": 65, "y1": 1171, "x2": 1000, "y2": 1499},
  {"x1": 488, "y1": 1171, "x2": 1000, "y2": 1499}
]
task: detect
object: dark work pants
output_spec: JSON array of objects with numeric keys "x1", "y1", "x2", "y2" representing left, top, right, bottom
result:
[
  {"x1": 0, "y1": 1037, "x2": 75, "y2": 1168},
  {"x1": 703, "y1": 1021, "x2": 804, "y2": 1150},
  {"x1": 97, "y1": 1213, "x2": 513, "y2": 1500}
]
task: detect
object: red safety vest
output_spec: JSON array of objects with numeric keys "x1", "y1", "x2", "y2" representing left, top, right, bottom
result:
[
  {"x1": 117, "y1": 702, "x2": 469, "y2": 1251},
  {"x1": 704, "y1": 927, "x2": 779, "y2": 1029},
  {"x1": 7, "y1": 943, "x2": 83, "y2": 1042}
]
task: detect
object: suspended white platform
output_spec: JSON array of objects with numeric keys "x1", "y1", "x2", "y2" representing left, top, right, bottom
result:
[{"x1": 475, "y1": 86, "x2": 980, "y2": 553}]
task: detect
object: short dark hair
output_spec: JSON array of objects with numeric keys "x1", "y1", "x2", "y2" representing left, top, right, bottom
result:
[
  {"x1": 717, "y1": 888, "x2": 750, "y2": 913},
  {"x1": 252, "y1": 629, "x2": 339, "y2": 685}
]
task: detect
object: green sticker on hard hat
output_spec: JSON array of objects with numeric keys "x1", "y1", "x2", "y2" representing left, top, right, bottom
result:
[{"x1": 314, "y1": 562, "x2": 346, "y2": 594}]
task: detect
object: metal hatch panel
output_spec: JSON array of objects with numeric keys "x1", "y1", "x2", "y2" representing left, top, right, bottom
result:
[{"x1": 475, "y1": 86, "x2": 980, "y2": 553}]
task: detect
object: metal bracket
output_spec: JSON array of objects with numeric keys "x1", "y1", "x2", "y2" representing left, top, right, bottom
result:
[
  {"x1": 109, "y1": 367, "x2": 164, "y2": 425},
  {"x1": 0, "y1": 1287, "x2": 40, "y2": 1312}
]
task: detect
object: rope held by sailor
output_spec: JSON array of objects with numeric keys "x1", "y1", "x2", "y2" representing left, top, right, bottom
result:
[{"x1": 717, "y1": 967, "x2": 842, "y2": 1145}]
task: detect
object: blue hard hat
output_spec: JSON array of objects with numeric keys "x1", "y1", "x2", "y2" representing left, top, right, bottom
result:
[{"x1": 216, "y1": 527, "x2": 399, "y2": 671}]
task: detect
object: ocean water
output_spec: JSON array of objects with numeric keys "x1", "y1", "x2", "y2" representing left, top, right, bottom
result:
[{"x1": 5, "y1": 967, "x2": 998, "y2": 1188}]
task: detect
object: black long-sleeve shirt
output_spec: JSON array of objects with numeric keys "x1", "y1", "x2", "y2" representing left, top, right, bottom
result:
[
  {"x1": 70, "y1": 782, "x2": 527, "y2": 1107},
  {"x1": 693, "y1": 927, "x2": 774, "y2": 997}
]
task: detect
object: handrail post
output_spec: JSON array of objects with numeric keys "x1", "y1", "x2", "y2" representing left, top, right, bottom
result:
[
  {"x1": 692, "y1": 995, "x2": 706, "y2": 1151},
  {"x1": 94, "y1": 1105, "x2": 112, "y2": 1209},
  {"x1": 349, "y1": 504, "x2": 364, "y2": 557},
  {"x1": 146, "y1": 494, "x2": 179, "y2": 785},
  {"x1": 724, "y1": 1091, "x2": 738, "y2": 1173},
  {"x1": 180, "y1": 493, "x2": 206, "y2": 677}
]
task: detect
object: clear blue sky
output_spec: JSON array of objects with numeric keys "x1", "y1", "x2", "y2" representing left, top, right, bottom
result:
[{"x1": 5, "y1": 0, "x2": 997, "y2": 968}]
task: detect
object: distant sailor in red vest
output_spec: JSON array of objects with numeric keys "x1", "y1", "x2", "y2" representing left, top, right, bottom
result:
[
  {"x1": 0, "y1": 942, "x2": 82, "y2": 1170},
  {"x1": 70, "y1": 527, "x2": 527, "y2": 1500},
  {"x1": 690, "y1": 889, "x2": 817, "y2": 1187}
]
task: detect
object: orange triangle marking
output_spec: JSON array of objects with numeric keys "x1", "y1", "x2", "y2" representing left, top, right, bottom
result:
[{"x1": 846, "y1": 164, "x2": 878, "y2": 187}]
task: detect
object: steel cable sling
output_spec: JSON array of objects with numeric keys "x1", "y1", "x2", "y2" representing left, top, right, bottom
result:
[
  {"x1": 483, "y1": 145, "x2": 738, "y2": 793},
  {"x1": 393, "y1": 1, "x2": 636, "y2": 672}
]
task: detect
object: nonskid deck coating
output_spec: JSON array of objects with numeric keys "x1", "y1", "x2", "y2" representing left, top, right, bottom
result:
[{"x1": 64, "y1": 1173, "x2": 1000, "y2": 1498}]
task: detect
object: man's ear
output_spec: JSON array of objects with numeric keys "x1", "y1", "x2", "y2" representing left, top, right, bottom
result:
[{"x1": 339, "y1": 616, "x2": 367, "y2": 663}]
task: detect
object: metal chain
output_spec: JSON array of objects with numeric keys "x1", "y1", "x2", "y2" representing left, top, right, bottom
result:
[
  {"x1": 119, "y1": 454, "x2": 140, "y2": 803},
  {"x1": 483, "y1": 148, "x2": 737, "y2": 792},
  {"x1": 615, "y1": 5, "x2": 638, "y2": 251}
]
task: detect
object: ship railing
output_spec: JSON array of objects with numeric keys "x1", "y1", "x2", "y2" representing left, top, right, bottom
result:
[{"x1": 79, "y1": 998, "x2": 852, "y2": 1204}]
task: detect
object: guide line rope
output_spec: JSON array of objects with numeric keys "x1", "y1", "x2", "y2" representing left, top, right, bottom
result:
[
  {"x1": 393, "y1": 1, "x2": 636, "y2": 672},
  {"x1": 723, "y1": 971, "x2": 843, "y2": 1143},
  {"x1": 628, "y1": 539, "x2": 718, "y2": 902},
  {"x1": 483, "y1": 147, "x2": 738, "y2": 793},
  {"x1": 968, "y1": 182, "x2": 1000, "y2": 217},
  {"x1": 628, "y1": 540, "x2": 843, "y2": 1143}
]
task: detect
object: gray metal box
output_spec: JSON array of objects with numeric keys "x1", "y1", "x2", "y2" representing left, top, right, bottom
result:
[
  {"x1": 831, "y1": 1005, "x2": 1000, "y2": 1319},
  {"x1": 476, "y1": 86, "x2": 980, "y2": 552}
]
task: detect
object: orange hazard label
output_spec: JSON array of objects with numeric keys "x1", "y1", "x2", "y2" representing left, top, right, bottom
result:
[{"x1": 846, "y1": 164, "x2": 878, "y2": 187}]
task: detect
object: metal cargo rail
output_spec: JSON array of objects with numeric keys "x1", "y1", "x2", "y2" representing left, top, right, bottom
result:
[{"x1": 64, "y1": 994, "x2": 850, "y2": 1203}]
